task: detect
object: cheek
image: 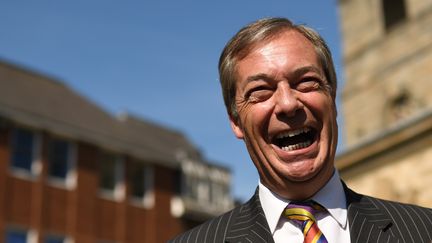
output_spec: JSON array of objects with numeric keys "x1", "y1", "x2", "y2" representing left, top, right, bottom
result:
[
  {"x1": 249, "y1": 102, "x2": 275, "y2": 126},
  {"x1": 258, "y1": 101, "x2": 277, "y2": 115},
  {"x1": 302, "y1": 94, "x2": 335, "y2": 118},
  {"x1": 306, "y1": 97, "x2": 338, "y2": 144},
  {"x1": 241, "y1": 98, "x2": 275, "y2": 120},
  {"x1": 237, "y1": 103, "x2": 275, "y2": 142}
]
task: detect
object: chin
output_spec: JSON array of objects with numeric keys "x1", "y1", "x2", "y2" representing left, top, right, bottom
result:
[
  {"x1": 281, "y1": 160, "x2": 327, "y2": 183},
  {"x1": 284, "y1": 172, "x2": 319, "y2": 183}
]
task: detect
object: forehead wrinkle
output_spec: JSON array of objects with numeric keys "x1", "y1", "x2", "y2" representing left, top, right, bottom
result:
[
  {"x1": 244, "y1": 48, "x2": 323, "y2": 82},
  {"x1": 236, "y1": 31, "x2": 325, "y2": 90}
]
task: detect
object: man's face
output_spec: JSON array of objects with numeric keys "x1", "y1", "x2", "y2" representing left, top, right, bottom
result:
[{"x1": 230, "y1": 30, "x2": 338, "y2": 199}]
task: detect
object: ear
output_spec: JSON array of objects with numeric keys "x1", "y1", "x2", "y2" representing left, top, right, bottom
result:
[{"x1": 229, "y1": 115, "x2": 244, "y2": 139}]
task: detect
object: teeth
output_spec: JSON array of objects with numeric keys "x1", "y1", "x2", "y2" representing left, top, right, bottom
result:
[
  {"x1": 276, "y1": 127, "x2": 310, "y2": 139},
  {"x1": 281, "y1": 140, "x2": 312, "y2": 151}
]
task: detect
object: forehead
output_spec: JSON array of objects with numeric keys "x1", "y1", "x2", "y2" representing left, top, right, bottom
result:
[
  {"x1": 246, "y1": 29, "x2": 315, "y2": 58},
  {"x1": 235, "y1": 30, "x2": 320, "y2": 77}
]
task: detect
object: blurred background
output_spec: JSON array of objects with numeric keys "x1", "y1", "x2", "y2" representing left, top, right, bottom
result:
[
  {"x1": 0, "y1": 1, "x2": 344, "y2": 203},
  {"x1": 1, "y1": 0, "x2": 432, "y2": 242}
]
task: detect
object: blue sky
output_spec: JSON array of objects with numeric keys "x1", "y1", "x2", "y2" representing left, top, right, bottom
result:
[{"x1": 0, "y1": 1, "x2": 344, "y2": 201}]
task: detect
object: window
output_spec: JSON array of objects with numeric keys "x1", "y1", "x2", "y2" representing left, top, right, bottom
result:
[
  {"x1": 210, "y1": 182, "x2": 223, "y2": 204},
  {"x1": 99, "y1": 152, "x2": 124, "y2": 200},
  {"x1": 208, "y1": 169, "x2": 231, "y2": 208},
  {"x1": 130, "y1": 163, "x2": 154, "y2": 207},
  {"x1": 44, "y1": 234, "x2": 73, "y2": 243},
  {"x1": 48, "y1": 137, "x2": 76, "y2": 188},
  {"x1": 10, "y1": 127, "x2": 41, "y2": 177},
  {"x1": 173, "y1": 169, "x2": 182, "y2": 195},
  {"x1": 45, "y1": 236, "x2": 64, "y2": 243},
  {"x1": 387, "y1": 90, "x2": 417, "y2": 123},
  {"x1": 183, "y1": 175, "x2": 211, "y2": 203},
  {"x1": 5, "y1": 229, "x2": 37, "y2": 243},
  {"x1": 182, "y1": 168, "x2": 210, "y2": 202},
  {"x1": 197, "y1": 179, "x2": 210, "y2": 202},
  {"x1": 382, "y1": 0, "x2": 407, "y2": 31},
  {"x1": 5, "y1": 230, "x2": 26, "y2": 243}
]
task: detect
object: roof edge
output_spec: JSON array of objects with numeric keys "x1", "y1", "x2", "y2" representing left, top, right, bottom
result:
[{"x1": 336, "y1": 108, "x2": 432, "y2": 170}]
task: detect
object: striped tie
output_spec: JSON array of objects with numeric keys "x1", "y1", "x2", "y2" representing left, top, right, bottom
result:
[{"x1": 283, "y1": 201, "x2": 328, "y2": 243}]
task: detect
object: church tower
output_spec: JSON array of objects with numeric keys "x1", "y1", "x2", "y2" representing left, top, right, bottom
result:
[
  {"x1": 340, "y1": 0, "x2": 432, "y2": 145},
  {"x1": 337, "y1": 0, "x2": 432, "y2": 206}
]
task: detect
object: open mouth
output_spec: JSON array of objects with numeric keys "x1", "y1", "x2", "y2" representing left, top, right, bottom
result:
[{"x1": 272, "y1": 127, "x2": 317, "y2": 151}]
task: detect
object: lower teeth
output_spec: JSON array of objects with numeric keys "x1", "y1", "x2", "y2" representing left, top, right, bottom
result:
[{"x1": 281, "y1": 140, "x2": 311, "y2": 151}]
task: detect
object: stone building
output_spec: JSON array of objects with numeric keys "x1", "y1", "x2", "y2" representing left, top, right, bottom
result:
[
  {"x1": 0, "y1": 60, "x2": 233, "y2": 243},
  {"x1": 337, "y1": 0, "x2": 432, "y2": 206}
]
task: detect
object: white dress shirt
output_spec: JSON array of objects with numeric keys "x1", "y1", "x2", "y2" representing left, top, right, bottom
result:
[{"x1": 259, "y1": 170, "x2": 351, "y2": 243}]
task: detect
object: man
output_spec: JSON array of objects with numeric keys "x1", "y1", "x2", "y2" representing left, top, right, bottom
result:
[{"x1": 170, "y1": 17, "x2": 432, "y2": 242}]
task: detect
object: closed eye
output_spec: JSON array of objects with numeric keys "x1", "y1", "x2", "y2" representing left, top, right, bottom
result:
[
  {"x1": 245, "y1": 86, "x2": 273, "y2": 102},
  {"x1": 296, "y1": 78, "x2": 322, "y2": 92}
]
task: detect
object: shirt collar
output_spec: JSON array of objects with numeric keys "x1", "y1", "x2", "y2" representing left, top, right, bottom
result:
[
  {"x1": 258, "y1": 170, "x2": 348, "y2": 234},
  {"x1": 312, "y1": 170, "x2": 348, "y2": 228},
  {"x1": 259, "y1": 181, "x2": 290, "y2": 233}
]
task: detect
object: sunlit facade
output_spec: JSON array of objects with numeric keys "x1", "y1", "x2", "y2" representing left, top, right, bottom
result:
[
  {"x1": 0, "y1": 61, "x2": 234, "y2": 243},
  {"x1": 337, "y1": 0, "x2": 432, "y2": 207}
]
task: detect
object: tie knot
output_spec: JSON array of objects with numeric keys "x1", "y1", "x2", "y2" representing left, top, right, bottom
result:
[
  {"x1": 283, "y1": 201, "x2": 324, "y2": 223},
  {"x1": 283, "y1": 201, "x2": 329, "y2": 243}
]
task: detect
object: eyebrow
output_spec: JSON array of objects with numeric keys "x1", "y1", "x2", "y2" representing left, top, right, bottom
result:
[
  {"x1": 245, "y1": 65, "x2": 324, "y2": 83},
  {"x1": 245, "y1": 73, "x2": 272, "y2": 83},
  {"x1": 292, "y1": 66, "x2": 324, "y2": 78}
]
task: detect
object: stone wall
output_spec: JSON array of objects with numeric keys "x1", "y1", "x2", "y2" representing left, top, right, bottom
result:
[
  {"x1": 340, "y1": 130, "x2": 432, "y2": 207},
  {"x1": 339, "y1": 0, "x2": 432, "y2": 145},
  {"x1": 337, "y1": 0, "x2": 432, "y2": 207}
]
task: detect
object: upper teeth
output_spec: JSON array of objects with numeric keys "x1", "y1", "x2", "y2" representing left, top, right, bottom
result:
[{"x1": 276, "y1": 127, "x2": 310, "y2": 139}]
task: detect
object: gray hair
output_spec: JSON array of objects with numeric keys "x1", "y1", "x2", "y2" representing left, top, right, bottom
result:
[{"x1": 218, "y1": 17, "x2": 337, "y2": 118}]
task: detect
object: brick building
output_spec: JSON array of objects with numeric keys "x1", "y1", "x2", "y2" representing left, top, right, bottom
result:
[
  {"x1": 337, "y1": 0, "x2": 432, "y2": 206},
  {"x1": 0, "y1": 61, "x2": 233, "y2": 243}
]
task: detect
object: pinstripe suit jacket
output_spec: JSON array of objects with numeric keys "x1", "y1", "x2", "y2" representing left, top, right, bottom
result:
[{"x1": 170, "y1": 183, "x2": 432, "y2": 243}]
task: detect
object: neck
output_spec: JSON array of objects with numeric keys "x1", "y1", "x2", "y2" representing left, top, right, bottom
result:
[{"x1": 262, "y1": 167, "x2": 335, "y2": 200}]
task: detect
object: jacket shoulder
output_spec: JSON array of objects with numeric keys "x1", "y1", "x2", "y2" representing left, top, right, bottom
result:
[
  {"x1": 362, "y1": 194, "x2": 432, "y2": 239},
  {"x1": 346, "y1": 183, "x2": 432, "y2": 221},
  {"x1": 366, "y1": 195, "x2": 432, "y2": 221},
  {"x1": 346, "y1": 185, "x2": 432, "y2": 241}
]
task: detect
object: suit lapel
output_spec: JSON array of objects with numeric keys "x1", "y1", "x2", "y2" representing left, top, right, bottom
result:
[
  {"x1": 225, "y1": 189, "x2": 274, "y2": 243},
  {"x1": 224, "y1": 183, "x2": 403, "y2": 242},
  {"x1": 344, "y1": 184, "x2": 400, "y2": 243}
]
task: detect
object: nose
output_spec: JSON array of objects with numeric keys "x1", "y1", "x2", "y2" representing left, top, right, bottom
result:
[{"x1": 274, "y1": 84, "x2": 303, "y2": 117}]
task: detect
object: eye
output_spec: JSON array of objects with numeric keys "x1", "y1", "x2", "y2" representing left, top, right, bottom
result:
[
  {"x1": 245, "y1": 86, "x2": 273, "y2": 102},
  {"x1": 296, "y1": 78, "x2": 321, "y2": 92}
]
